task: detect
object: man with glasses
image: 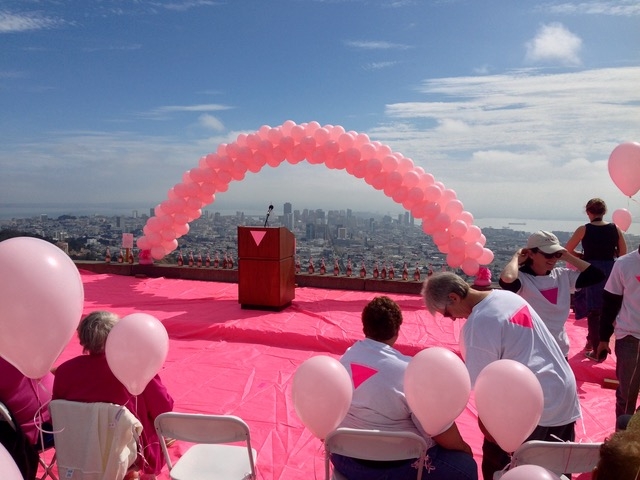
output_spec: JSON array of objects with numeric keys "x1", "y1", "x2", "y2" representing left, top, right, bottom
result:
[
  {"x1": 422, "y1": 272, "x2": 581, "y2": 480},
  {"x1": 499, "y1": 230, "x2": 604, "y2": 358}
]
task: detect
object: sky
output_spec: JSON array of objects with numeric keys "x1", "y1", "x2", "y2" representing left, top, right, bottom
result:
[{"x1": 1, "y1": 0, "x2": 640, "y2": 230}]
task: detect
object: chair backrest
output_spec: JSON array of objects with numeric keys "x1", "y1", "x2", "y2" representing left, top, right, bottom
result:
[
  {"x1": 49, "y1": 399, "x2": 142, "y2": 480},
  {"x1": 500, "y1": 440, "x2": 602, "y2": 477},
  {"x1": 154, "y1": 412, "x2": 256, "y2": 474},
  {"x1": 324, "y1": 428, "x2": 429, "y2": 480}
]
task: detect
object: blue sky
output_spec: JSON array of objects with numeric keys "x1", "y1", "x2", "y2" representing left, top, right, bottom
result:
[{"x1": 1, "y1": 0, "x2": 639, "y2": 228}]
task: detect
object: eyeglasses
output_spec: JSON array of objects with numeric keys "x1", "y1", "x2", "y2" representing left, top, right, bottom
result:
[{"x1": 533, "y1": 249, "x2": 562, "y2": 259}]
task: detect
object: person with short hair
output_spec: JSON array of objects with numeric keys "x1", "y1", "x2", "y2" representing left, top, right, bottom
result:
[
  {"x1": 422, "y1": 272, "x2": 581, "y2": 480},
  {"x1": 331, "y1": 296, "x2": 478, "y2": 480},
  {"x1": 596, "y1": 244, "x2": 640, "y2": 420},
  {"x1": 53, "y1": 311, "x2": 174, "y2": 479},
  {"x1": 592, "y1": 412, "x2": 640, "y2": 480},
  {"x1": 499, "y1": 230, "x2": 604, "y2": 358}
]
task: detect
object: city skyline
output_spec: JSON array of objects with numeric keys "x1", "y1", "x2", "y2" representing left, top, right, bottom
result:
[{"x1": 1, "y1": 1, "x2": 639, "y2": 227}]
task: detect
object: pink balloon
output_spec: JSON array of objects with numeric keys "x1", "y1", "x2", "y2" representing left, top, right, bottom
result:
[
  {"x1": 612, "y1": 208, "x2": 632, "y2": 232},
  {"x1": 150, "y1": 246, "x2": 167, "y2": 260},
  {"x1": 474, "y1": 359, "x2": 544, "y2": 452},
  {"x1": 448, "y1": 219, "x2": 468, "y2": 238},
  {"x1": 424, "y1": 184, "x2": 442, "y2": 202},
  {"x1": 136, "y1": 236, "x2": 151, "y2": 251},
  {"x1": 292, "y1": 355, "x2": 352, "y2": 439},
  {"x1": 479, "y1": 248, "x2": 494, "y2": 265},
  {"x1": 404, "y1": 347, "x2": 471, "y2": 435},
  {"x1": 449, "y1": 236, "x2": 466, "y2": 253},
  {"x1": 461, "y1": 258, "x2": 480, "y2": 276},
  {"x1": 0, "y1": 443, "x2": 23, "y2": 480},
  {"x1": 0, "y1": 237, "x2": 84, "y2": 378},
  {"x1": 608, "y1": 142, "x2": 640, "y2": 197},
  {"x1": 465, "y1": 241, "x2": 484, "y2": 259},
  {"x1": 463, "y1": 225, "x2": 482, "y2": 242},
  {"x1": 105, "y1": 313, "x2": 169, "y2": 396},
  {"x1": 501, "y1": 465, "x2": 561, "y2": 480},
  {"x1": 446, "y1": 252, "x2": 465, "y2": 268}
]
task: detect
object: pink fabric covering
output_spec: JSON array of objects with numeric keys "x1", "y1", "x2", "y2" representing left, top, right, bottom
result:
[{"x1": 40, "y1": 270, "x2": 615, "y2": 479}]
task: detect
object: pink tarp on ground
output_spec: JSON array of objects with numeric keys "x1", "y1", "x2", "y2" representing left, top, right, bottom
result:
[{"x1": 43, "y1": 270, "x2": 617, "y2": 479}]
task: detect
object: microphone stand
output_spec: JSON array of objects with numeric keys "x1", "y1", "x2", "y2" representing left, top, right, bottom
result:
[{"x1": 264, "y1": 204, "x2": 274, "y2": 227}]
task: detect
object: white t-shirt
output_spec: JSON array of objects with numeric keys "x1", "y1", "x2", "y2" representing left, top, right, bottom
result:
[
  {"x1": 514, "y1": 267, "x2": 580, "y2": 357},
  {"x1": 462, "y1": 290, "x2": 581, "y2": 427},
  {"x1": 604, "y1": 250, "x2": 640, "y2": 340},
  {"x1": 338, "y1": 338, "x2": 436, "y2": 449}
]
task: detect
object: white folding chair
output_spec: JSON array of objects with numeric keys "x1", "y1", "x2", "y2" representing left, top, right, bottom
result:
[
  {"x1": 49, "y1": 400, "x2": 141, "y2": 480},
  {"x1": 324, "y1": 428, "x2": 429, "y2": 480},
  {"x1": 0, "y1": 400, "x2": 58, "y2": 480},
  {"x1": 493, "y1": 440, "x2": 603, "y2": 480},
  {"x1": 154, "y1": 412, "x2": 257, "y2": 480}
]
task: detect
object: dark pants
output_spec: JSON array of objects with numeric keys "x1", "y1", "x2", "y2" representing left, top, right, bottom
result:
[
  {"x1": 331, "y1": 444, "x2": 478, "y2": 480},
  {"x1": 615, "y1": 335, "x2": 640, "y2": 418},
  {"x1": 481, "y1": 422, "x2": 576, "y2": 480}
]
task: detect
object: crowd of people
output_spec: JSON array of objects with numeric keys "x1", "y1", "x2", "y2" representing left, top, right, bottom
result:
[{"x1": 2, "y1": 197, "x2": 640, "y2": 480}]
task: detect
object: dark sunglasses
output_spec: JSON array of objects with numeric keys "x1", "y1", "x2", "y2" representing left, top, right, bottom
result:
[{"x1": 532, "y1": 248, "x2": 562, "y2": 259}]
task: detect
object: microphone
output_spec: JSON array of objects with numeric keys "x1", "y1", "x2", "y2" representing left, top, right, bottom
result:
[{"x1": 264, "y1": 204, "x2": 274, "y2": 227}]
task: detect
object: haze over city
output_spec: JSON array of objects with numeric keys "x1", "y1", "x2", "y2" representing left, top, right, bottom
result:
[{"x1": 1, "y1": 1, "x2": 639, "y2": 229}]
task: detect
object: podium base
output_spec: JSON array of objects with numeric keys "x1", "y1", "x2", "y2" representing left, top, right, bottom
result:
[{"x1": 240, "y1": 301, "x2": 292, "y2": 312}]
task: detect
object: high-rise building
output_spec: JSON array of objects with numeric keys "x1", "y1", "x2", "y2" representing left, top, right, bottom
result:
[{"x1": 284, "y1": 202, "x2": 293, "y2": 230}]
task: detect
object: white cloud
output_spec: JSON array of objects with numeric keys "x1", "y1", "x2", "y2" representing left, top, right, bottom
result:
[
  {"x1": 345, "y1": 40, "x2": 411, "y2": 50},
  {"x1": 0, "y1": 11, "x2": 62, "y2": 33},
  {"x1": 525, "y1": 23, "x2": 582, "y2": 66},
  {"x1": 541, "y1": 1, "x2": 640, "y2": 16},
  {"x1": 198, "y1": 114, "x2": 225, "y2": 132},
  {"x1": 364, "y1": 61, "x2": 398, "y2": 70}
]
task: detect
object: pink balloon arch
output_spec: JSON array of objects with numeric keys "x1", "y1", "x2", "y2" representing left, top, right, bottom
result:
[{"x1": 137, "y1": 120, "x2": 494, "y2": 275}]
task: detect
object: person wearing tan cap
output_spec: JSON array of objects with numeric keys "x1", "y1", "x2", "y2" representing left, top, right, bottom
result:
[{"x1": 499, "y1": 230, "x2": 605, "y2": 359}]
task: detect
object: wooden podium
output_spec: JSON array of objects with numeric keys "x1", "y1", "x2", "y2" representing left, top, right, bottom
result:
[{"x1": 237, "y1": 226, "x2": 295, "y2": 310}]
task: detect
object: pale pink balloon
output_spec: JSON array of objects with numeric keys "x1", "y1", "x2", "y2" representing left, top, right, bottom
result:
[
  {"x1": 354, "y1": 132, "x2": 371, "y2": 148},
  {"x1": 225, "y1": 142, "x2": 239, "y2": 159},
  {"x1": 474, "y1": 359, "x2": 544, "y2": 452},
  {"x1": 446, "y1": 252, "x2": 465, "y2": 268},
  {"x1": 154, "y1": 203, "x2": 165, "y2": 217},
  {"x1": 0, "y1": 237, "x2": 84, "y2": 378},
  {"x1": 445, "y1": 199, "x2": 464, "y2": 219},
  {"x1": 161, "y1": 229, "x2": 177, "y2": 241},
  {"x1": 106, "y1": 313, "x2": 169, "y2": 396},
  {"x1": 449, "y1": 237, "x2": 466, "y2": 253},
  {"x1": 329, "y1": 125, "x2": 346, "y2": 141},
  {"x1": 173, "y1": 182, "x2": 190, "y2": 198},
  {"x1": 216, "y1": 143, "x2": 228, "y2": 156},
  {"x1": 246, "y1": 133, "x2": 261, "y2": 150},
  {"x1": 612, "y1": 208, "x2": 632, "y2": 232},
  {"x1": 407, "y1": 187, "x2": 424, "y2": 206},
  {"x1": 479, "y1": 248, "x2": 494, "y2": 265},
  {"x1": 281, "y1": 119, "x2": 296, "y2": 136},
  {"x1": 465, "y1": 241, "x2": 484, "y2": 259},
  {"x1": 608, "y1": 142, "x2": 640, "y2": 197},
  {"x1": 257, "y1": 124, "x2": 271, "y2": 139},
  {"x1": 404, "y1": 347, "x2": 471, "y2": 436},
  {"x1": 461, "y1": 258, "x2": 480, "y2": 276},
  {"x1": 136, "y1": 236, "x2": 151, "y2": 251},
  {"x1": 422, "y1": 221, "x2": 438, "y2": 235},
  {"x1": 337, "y1": 133, "x2": 355, "y2": 150},
  {"x1": 313, "y1": 127, "x2": 330, "y2": 144},
  {"x1": 397, "y1": 157, "x2": 414, "y2": 175},
  {"x1": 381, "y1": 154, "x2": 399, "y2": 172},
  {"x1": 434, "y1": 212, "x2": 451, "y2": 231},
  {"x1": 418, "y1": 172, "x2": 435, "y2": 189},
  {"x1": 267, "y1": 127, "x2": 282, "y2": 144},
  {"x1": 501, "y1": 465, "x2": 561, "y2": 480},
  {"x1": 433, "y1": 229, "x2": 451, "y2": 246},
  {"x1": 150, "y1": 246, "x2": 166, "y2": 260},
  {"x1": 292, "y1": 355, "x2": 352, "y2": 439},
  {"x1": 448, "y1": 219, "x2": 468, "y2": 238},
  {"x1": 0, "y1": 443, "x2": 23, "y2": 480},
  {"x1": 173, "y1": 223, "x2": 189, "y2": 237},
  {"x1": 235, "y1": 132, "x2": 248, "y2": 147},
  {"x1": 403, "y1": 170, "x2": 420, "y2": 189},
  {"x1": 463, "y1": 225, "x2": 482, "y2": 242},
  {"x1": 290, "y1": 125, "x2": 305, "y2": 142},
  {"x1": 392, "y1": 186, "x2": 409, "y2": 204},
  {"x1": 360, "y1": 143, "x2": 376, "y2": 159},
  {"x1": 424, "y1": 184, "x2": 442, "y2": 202},
  {"x1": 305, "y1": 121, "x2": 321, "y2": 136},
  {"x1": 458, "y1": 211, "x2": 474, "y2": 225},
  {"x1": 422, "y1": 202, "x2": 441, "y2": 220}
]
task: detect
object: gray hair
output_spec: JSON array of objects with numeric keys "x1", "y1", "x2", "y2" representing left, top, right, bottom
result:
[
  {"x1": 78, "y1": 311, "x2": 119, "y2": 354},
  {"x1": 421, "y1": 272, "x2": 469, "y2": 314}
]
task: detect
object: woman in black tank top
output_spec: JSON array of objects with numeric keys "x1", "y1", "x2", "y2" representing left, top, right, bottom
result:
[{"x1": 566, "y1": 198, "x2": 627, "y2": 358}]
